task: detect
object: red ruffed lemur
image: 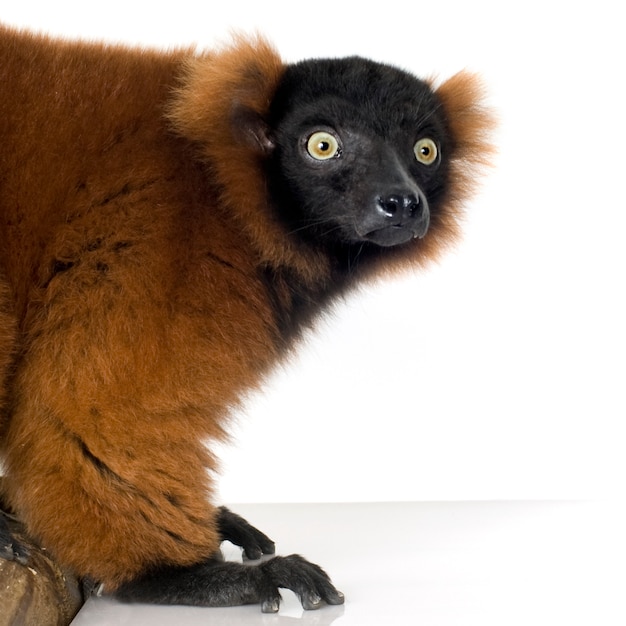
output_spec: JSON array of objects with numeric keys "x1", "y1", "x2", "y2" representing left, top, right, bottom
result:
[{"x1": 0, "y1": 25, "x2": 493, "y2": 612}]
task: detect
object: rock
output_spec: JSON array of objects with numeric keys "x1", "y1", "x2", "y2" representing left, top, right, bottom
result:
[{"x1": 0, "y1": 511, "x2": 84, "y2": 626}]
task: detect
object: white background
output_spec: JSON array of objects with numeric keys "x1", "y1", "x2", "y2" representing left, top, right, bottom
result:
[{"x1": 3, "y1": 1, "x2": 624, "y2": 504}]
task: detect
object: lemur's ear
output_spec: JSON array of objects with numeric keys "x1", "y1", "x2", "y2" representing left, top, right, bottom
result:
[
  {"x1": 167, "y1": 34, "x2": 283, "y2": 154},
  {"x1": 230, "y1": 105, "x2": 275, "y2": 154},
  {"x1": 434, "y1": 71, "x2": 496, "y2": 206}
]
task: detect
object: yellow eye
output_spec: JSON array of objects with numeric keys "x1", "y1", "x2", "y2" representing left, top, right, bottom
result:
[
  {"x1": 306, "y1": 131, "x2": 340, "y2": 160},
  {"x1": 413, "y1": 138, "x2": 438, "y2": 165}
]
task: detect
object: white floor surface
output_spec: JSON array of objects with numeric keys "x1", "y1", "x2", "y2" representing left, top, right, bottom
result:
[{"x1": 71, "y1": 501, "x2": 625, "y2": 626}]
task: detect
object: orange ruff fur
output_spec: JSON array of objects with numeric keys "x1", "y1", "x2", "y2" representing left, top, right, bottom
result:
[{"x1": 0, "y1": 26, "x2": 493, "y2": 588}]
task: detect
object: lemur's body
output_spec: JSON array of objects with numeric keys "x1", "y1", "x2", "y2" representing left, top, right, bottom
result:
[{"x1": 0, "y1": 26, "x2": 491, "y2": 610}]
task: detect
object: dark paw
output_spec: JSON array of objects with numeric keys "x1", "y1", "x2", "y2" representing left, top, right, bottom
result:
[
  {"x1": 113, "y1": 552, "x2": 344, "y2": 611},
  {"x1": 0, "y1": 511, "x2": 30, "y2": 565},
  {"x1": 217, "y1": 507, "x2": 276, "y2": 560},
  {"x1": 259, "y1": 554, "x2": 345, "y2": 613}
]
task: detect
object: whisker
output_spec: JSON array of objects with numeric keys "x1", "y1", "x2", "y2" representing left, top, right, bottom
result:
[
  {"x1": 414, "y1": 100, "x2": 444, "y2": 130},
  {"x1": 348, "y1": 242, "x2": 367, "y2": 275},
  {"x1": 287, "y1": 217, "x2": 350, "y2": 238}
]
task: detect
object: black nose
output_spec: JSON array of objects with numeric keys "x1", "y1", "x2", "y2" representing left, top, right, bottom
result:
[
  {"x1": 376, "y1": 190, "x2": 429, "y2": 236},
  {"x1": 358, "y1": 188, "x2": 430, "y2": 247},
  {"x1": 377, "y1": 193, "x2": 423, "y2": 221}
]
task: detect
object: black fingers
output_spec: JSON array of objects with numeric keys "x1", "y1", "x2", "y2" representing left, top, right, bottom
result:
[
  {"x1": 259, "y1": 555, "x2": 345, "y2": 613},
  {"x1": 216, "y1": 507, "x2": 276, "y2": 560},
  {"x1": 0, "y1": 511, "x2": 30, "y2": 564}
]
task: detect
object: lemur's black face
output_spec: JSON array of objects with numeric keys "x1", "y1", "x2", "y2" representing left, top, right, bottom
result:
[{"x1": 266, "y1": 57, "x2": 451, "y2": 249}]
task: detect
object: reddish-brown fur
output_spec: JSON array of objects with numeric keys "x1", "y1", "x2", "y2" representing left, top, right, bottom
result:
[{"x1": 0, "y1": 26, "x2": 492, "y2": 588}]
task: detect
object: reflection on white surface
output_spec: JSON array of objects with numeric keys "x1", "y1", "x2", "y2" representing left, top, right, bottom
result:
[
  {"x1": 72, "y1": 502, "x2": 626, "y2": 626},
  {"x1": 72, "y1": 596, "x2": 345, "y2": 626}
]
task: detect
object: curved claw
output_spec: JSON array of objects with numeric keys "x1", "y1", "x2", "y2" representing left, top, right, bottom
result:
[
  {"x1": 260, "y1": 554, "x2": 345, "y2": 612},
  {"x1": 301, "y1": 592, "x2": 323, "y2": 610},
  {"x1": 261, "y1": 596, "x2": 281, "y2": 614}
]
